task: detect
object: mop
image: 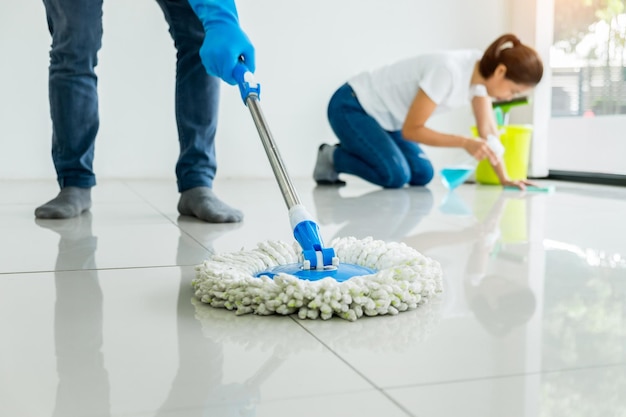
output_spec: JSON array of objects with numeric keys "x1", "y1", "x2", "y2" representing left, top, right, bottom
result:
[{"x1": 193, "y1": 62, "x2": 443, "y2": 321}]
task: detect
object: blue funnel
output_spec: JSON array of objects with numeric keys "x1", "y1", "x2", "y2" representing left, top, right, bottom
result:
[{"x1": 440, "y1": 165, "x2": 475, "y2": 190}]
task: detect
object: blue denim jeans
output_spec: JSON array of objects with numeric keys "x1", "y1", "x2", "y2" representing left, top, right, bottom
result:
[
  {"x1": 327, "y1": 83, "x2": 434, "y2": 188},
  {"x1": 43, "y1": 0, "x2": 220, "y2": 192}
]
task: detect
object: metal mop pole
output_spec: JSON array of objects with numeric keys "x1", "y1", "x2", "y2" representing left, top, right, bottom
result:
[
  {"x1": 233, "y1": 63, "x2": 336, "y2": 269},
  {"x1": 244, "y1": 96, "x2": 301, "y2": 210}
]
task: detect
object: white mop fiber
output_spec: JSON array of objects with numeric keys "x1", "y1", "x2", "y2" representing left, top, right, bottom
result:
[{"x1": 193, "y1": 236, "x2": 443, "y2": 321}]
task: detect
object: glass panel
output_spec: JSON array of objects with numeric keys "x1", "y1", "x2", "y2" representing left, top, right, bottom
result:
[{"x1": 551, "y1": 0, "x2": 626, "y2": 117}]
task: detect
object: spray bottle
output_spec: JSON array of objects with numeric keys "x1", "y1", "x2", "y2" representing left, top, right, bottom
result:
[{"x1": 440, "y1": 95, "x2": 529, "y2": 190}]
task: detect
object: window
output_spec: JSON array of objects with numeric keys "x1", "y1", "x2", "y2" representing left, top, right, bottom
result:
[{"x1": 551, "y1": 0, "x2": 626, "y2": 117}]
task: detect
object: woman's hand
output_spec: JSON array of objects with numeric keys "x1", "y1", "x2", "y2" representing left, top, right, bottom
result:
[
  {"x1": 499, "y1": 177, "x2": 537, "y2": 190},
  {"x1": 462, "y1": 137, "x2": 499, "y2": 166}
]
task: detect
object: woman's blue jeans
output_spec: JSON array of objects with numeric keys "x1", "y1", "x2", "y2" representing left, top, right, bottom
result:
[
  {"x1": 327, "y1": 83, "x2": 434, "y2": 188},
  {"x1": 43, "y1": 0, "x2": 220, "y2": 192}
]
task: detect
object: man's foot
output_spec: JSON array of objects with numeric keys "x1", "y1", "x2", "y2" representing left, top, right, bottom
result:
[
  {"x1": 313, "y1": 144, "x2": 346, "y2": 186},
  {"x1": 35, "y1": 187, "x2": 92, "y2": 219},
  {"x1": 177, "y1": 187, "x2": 243, "y2": 223}
]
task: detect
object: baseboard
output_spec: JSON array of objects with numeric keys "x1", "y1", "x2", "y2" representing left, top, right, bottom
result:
[{"x1": 546, "y1": 170, "x2": 626, "y2": 187}]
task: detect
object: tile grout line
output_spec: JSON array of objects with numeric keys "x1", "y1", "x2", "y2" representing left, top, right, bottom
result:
[
  {"x1": 290, "y1": 316, "x2": 415, "y2": 417},
  {"x1": 120, "y1": 180, "x2": 216, "y2": 255},
  {"x1": 382, "y1": 361, "x2": 626, "y2": 391},
  {"x1": 125, "y1": 178, "x2": 404, "y2": 414},
  {"x1": 0, "y1": 264, "x2": 187, "y2": 276}
]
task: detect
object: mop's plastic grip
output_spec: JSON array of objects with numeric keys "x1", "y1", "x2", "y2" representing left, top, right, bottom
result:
[
  {"x1": 289, "y1": 205, "x2": 336, "y2": 269},
  {"x1": 293, "y1": 221, "x2": 336, "y2": 269},
  {"x1": 233, "y1": 62, "x2": 260, "y2": 104}
]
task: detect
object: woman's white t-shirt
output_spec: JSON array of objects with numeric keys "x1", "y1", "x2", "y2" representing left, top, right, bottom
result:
[{"x1": 348, "y1": 49, "x2": 483, "y2": 131}]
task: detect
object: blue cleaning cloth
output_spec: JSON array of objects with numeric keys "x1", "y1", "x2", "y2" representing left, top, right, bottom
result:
[{"x1": 504, "y1": 185, "x2": 555, "y2": 193}]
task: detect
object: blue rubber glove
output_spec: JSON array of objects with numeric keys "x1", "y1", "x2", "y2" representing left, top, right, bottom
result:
[{"x1": 187, "y1": 0, "x2": 255, "y2": 85}]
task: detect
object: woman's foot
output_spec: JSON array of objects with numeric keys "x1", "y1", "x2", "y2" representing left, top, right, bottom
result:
[{"x1": 313, "y1": 144, "x2": 345, "y2": 186}]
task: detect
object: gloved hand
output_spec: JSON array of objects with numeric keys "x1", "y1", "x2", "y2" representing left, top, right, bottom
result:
[{"x1": 187, "y1": 0, "x2": 255, "y2": 85}]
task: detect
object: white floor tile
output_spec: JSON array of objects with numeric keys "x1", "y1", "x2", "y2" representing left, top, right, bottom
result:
[
  {"x1": 1, "y1": 178, "x2": 625, "y2": 417},
  {"x1": 387, "y1": 366, "x2": 626, "y2": 417}
]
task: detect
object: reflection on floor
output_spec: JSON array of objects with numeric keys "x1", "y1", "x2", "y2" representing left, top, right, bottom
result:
[{"x1": 1, "y1": 178, "x2": 625, "y2": 417}]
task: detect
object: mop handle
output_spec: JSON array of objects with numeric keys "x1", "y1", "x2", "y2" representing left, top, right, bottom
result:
[
  {"x1": 233, "y1": 62, "x2": 337, "y2": 269},
  {"x1": 233, "y1": 63, "x2": 301, "y2": 210},
  {"x1": 246, "y1": 98, "x2": 302, "y2": 209}
]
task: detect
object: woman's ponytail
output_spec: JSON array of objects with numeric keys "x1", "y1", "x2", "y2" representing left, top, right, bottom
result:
[{"x1": 479, "y1": 34, "x2": 543, "y2": 86}]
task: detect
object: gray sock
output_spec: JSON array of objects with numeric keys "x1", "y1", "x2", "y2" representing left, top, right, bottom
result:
[
  {"x1": 35, "y1": 187, "x2": 92, "y2": 219},
  {"x1": 178, "y1": 187, "x2": 243, "y2": 223},
  {"x1": 313, "y1": 144, "x2": 345, "y2": 185}
]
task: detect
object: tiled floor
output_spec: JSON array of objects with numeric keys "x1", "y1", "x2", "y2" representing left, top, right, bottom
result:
[{"x1": 1, "y1": 177, "x2": 625, "y2": 417}]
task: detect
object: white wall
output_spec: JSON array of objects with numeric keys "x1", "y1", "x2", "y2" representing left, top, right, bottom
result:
[
  {"x1": 549, "y1": 116, "x2": 626, "y2": 175},
  {"x1": 0, "y1": 0, "x2": 513, "y2": 181},
  {"x1": 509, "y1": 0, "x2": 553, "y2": 178}
]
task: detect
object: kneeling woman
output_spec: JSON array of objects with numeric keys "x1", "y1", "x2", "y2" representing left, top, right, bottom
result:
[{"x1": 314, "y1": 33, "x2": 543, "y2": 189}]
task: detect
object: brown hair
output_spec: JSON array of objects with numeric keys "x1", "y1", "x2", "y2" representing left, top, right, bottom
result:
[{"x1": 478, "y1": 34, "x2": 543, "y2": 86}]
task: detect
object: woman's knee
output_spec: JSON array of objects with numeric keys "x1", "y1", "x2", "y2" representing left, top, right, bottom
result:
[
  {"x1": 409, "y1": 165, "x2": 435, "y2": 186},
  {"x1": 378, "y1": 164, "x2": 411, "y2": 189}
]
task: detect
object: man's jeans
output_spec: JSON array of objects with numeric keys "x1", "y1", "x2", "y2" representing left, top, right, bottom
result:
[
  {"x1": 43, "y1": 0, "x2": 220, "y2": 191},
  {"x1": 327, "y1": 83, "x2": 434, "y2": 188}
]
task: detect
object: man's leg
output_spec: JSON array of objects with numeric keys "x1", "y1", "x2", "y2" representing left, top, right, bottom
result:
[
  {"x1": 36, "y1": 0, "x2": 103, "y2": 219},
  {"x1": 155, "y1": 0, "x2": 242, "y2": 223}
]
